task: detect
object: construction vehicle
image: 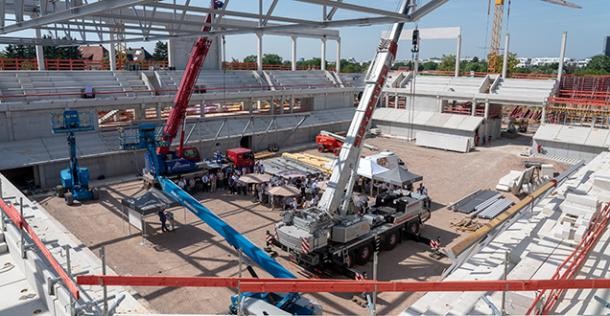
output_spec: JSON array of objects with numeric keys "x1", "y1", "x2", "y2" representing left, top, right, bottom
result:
[
  {"x1": 226, "y1": 147, "x2": 255, "y2": 169},
  {"x1": 316, "y1": 130, "x2": 377, "y2": 156},
  {"x1": 272, "y1": 0, "x2": 431, "y2": 274},
  {"x1": 486, "y1": 0, "x2": 581, "y2": 73},
  {"x1": 119, "y1": 0, "x2": 226, "y2": 179},
  {"x1": 52, "y1": 110, "x2": 99, "y2": 205},
  {"x1": 119, "y1": 1, "x2": 319, "y2": 314}
]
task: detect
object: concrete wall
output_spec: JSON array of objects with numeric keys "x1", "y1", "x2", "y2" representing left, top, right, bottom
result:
[
  {"x1": 0, "y1": 112, "x2": 10, "y2": 142},
  {"x1": 313, "y1": 92, "x2": 355, "y2": 110},
  {"x1": 33, "y1": 121, "x2": 350, "y2": 188},
  {"x1": 2, "y1": 110, "x2": 53, "y2": 141},
  {"x1": 533, "y1": 139, "x2": 606, "y2": 162},
  {"x1": 374, "y1": 120, "x2": 476, "y2": 142},
  {"x1": 169, "y1": 36, "x2": 221, "y2": 70}
]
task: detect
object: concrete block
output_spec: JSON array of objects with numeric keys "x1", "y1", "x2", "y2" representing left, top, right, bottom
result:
[
  {"x1": 574, "y1": 226, "x2": 586, "y2": 243},
  {"x1": 541, "y1": 164, "x2": 554, "y2": 178}
]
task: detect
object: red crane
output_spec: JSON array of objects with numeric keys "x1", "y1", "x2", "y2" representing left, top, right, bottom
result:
[{"x1": 158, "y1": 0, "x2": 224, "y2": 158}]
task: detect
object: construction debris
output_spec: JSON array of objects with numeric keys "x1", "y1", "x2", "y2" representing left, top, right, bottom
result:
[{"x1": 450, "y1": 218, "x2": 484, "y2": 232}]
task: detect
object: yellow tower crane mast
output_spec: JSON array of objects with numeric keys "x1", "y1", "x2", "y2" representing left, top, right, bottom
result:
[{"x1": 487, "y1": 0, "x2": 582, "y2": 74}]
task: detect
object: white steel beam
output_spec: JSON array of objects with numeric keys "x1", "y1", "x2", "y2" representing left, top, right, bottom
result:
[
  {"x1": 1, "y1": 0, "x2": 150, "y2": 34},
  {"x1": 326, "y1": 0, "x2": 344, "y2": 20},
  {"x1": 261, "y1": 0, "x2": 279, "y2": 26},
  {"x1": 409, "y1": 0, "x2": 449, "y2": 21},
  {"x1": 294, "y1": 0, "x2": 408, "y2": 20}
]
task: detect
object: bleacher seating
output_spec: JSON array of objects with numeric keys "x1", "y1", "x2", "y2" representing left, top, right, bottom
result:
[
  {"x1": 493, "y1": 78, "x2": 556, "y2": 100},
  {"x1": 113, "y1": 71, "x2": 149, "y2": 96},
  {"x1": 0, "y1": 71, "x2": 136, "y2": 102},
  {"x1": 268, "y1": 70, "x2": 338, "y2": 90},
  {"x1": 339, "y1": 73, "x2": 364, "y2": 88},
  {"x1": 0, "y1": 69, "x2": 353, "y2": 103},
  {"x1": 403, "y1": 75, "x2": 484, "y2": 94},
  {"x1": 156, "y1": 70, "x2": 265, "y2": 93}
]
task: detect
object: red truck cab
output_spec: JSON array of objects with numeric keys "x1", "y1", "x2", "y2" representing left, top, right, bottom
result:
[{"x1": 226, "y1": 147, "x2": 255, "y2": 169}]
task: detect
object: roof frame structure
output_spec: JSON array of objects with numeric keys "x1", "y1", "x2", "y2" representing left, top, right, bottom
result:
[{"x1": 0, "y1": 0, "x2": 448, "y2": 45}]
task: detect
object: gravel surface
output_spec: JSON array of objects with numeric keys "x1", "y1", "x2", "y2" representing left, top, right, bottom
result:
[{"x1": 38, "y1": 135, "x2": 567, "y2": 315}]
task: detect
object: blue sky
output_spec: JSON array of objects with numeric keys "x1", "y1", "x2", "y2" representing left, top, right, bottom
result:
[
  {"x1": 2, "y1": 0, "x2": 607, "y2": 62},
  {"x1": 221, "y1": 0, "x2": 609, "y2": 62}
]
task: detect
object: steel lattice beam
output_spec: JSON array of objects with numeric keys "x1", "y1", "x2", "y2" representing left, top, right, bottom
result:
[{"x1": 0, "y1": 0, "x2": 151, "y2": 34}]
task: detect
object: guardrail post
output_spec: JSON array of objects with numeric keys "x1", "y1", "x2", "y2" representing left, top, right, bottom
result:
[
  {"x1": 0, "y1": 181, "x2": 5, "y2": 232},
  {"x1": 65, "y1": 245, "x2": 75, "y2": 316},
  {"x1": 20, "y1": 197, "x2": 26, "y2": 259},
  {"x1": 100, "y1": 247, "x2": 108, "y2": 316},
  {"x1": 372, "y1": 251, "x2": 379, "y2": 316},
  {"x1": 502, "y1": 250, "x2": 508, "y2": 315}
]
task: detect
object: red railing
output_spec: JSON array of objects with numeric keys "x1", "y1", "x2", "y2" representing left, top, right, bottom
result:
[
  {"x1": 76, "y1": 274, "x2": 610, "y2": 294},
  {"x1": 222, "y1": 62, "x2": 333, "y2": 71},
  {"x1": 0, "y1": 58, "x2": 168, "y2": 71},
  {"x1": 510, "y1": 73, "x2": 556, "y2": 80},
  {"x1": 0, "y1": 198, "x2": 80, "y2": 299}
]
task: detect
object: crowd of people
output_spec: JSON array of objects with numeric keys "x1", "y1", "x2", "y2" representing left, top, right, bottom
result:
[{"x1": 158, "y1": 159, "x2": 430, "y2": 233}]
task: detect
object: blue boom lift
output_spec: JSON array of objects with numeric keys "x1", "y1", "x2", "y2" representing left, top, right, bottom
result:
[{"x1": 51, "y1": 110, "x2": 99, "y2": 205}]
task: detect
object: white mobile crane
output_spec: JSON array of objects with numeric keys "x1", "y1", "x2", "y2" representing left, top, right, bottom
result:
[{"x1": 273, "y1": 0, "x2": 432, "y2": 273}]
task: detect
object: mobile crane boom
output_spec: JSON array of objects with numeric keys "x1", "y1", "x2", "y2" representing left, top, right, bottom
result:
[
  {"x1": 158, "y1": 0, "x2": 224, "y2": 157},
  {"x1": 317, "y1": 0, "x2": 410, "y2": 216}
]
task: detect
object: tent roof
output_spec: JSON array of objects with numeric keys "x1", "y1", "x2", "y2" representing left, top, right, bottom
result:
[{"x1": 373, "y1": 167, "x2": 423, "y2": 186}]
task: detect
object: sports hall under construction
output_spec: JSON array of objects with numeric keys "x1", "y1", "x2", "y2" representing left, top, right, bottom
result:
[{"x1": 1, "y1": 0, "x2": 609, "y2": 315}]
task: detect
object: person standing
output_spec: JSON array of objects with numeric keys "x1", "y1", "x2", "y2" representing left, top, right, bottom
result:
[
  {"x1": 158, "y1": 210, "x2": 169, "y2": 233},
  {"x1": 201, "y1": 174, "x2": 210, "y2": 192},
  {"x1": 210, "y1": 172, "x2": 217, "y2": 192},
  {"x1": 165, "y1": 211, "x2": 176, "y2": 231}
]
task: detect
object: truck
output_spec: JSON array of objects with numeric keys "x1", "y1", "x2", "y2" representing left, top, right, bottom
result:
[
  {"x1": 274, "y1": 190, "x2": 430, "y2": 269},
  {"x1": 226, "y1": 147, "x2": 255, "y2": 169},
  {"x1": 271, "y1": 0, "x2": 431, "y2": 275}
]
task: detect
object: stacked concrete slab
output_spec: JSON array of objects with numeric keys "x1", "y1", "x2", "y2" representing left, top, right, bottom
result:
[{"x1": 403, "y1": 151, "x2": 610, "y2": 316}]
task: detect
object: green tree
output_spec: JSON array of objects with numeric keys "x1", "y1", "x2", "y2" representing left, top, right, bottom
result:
[
  {"x1": 4, "y1": 44, "x2": 36, "y2": 58},
  {"x1": 262, "y1": 53, "x2": 282, "y2": 65},
  {"x1": 44, "y1": 39, "x2": 81, "y2": 59},
  {"x1": 421, "y1": 61, "x2": 438, "y2": 71},
  {"x1": 584, "y1": 55, "x2": 610, "y2": 74},
  {"x1": 438, "y1": 54, "x2": 455, "y2": 71},
  {"x1": 152, "y1": 41, "x2": 168, "y2": 61},
  {"x1": 243, "y1": 55, "x2": 257, "y2": 63}
]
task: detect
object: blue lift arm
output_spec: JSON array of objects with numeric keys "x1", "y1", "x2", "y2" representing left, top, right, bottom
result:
[{"x1": 159, "y1": 177, "x2": 295, "y2": 279}]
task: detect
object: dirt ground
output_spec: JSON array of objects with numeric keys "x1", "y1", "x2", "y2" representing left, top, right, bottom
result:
[{"x1": 38, "y1": 135, "x2": 566, "y2": 315}]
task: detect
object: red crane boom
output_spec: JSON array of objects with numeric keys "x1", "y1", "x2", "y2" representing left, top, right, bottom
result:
[{"x1": 158, "y1": 0, "x2": 223, "y2": 156}]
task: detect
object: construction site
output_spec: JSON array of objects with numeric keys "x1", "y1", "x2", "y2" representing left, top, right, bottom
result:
[{"x1": 1, "y1": 0, "x2": 609, "y2": 315}]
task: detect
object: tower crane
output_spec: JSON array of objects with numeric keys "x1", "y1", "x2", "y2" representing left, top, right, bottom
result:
[{"x1": 486, "y1": 0, "x2": 581, "y2": 74}]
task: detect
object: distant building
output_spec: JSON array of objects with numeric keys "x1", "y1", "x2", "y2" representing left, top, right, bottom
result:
[
  {"x1": 125, "y1": 47, "x2": 152, "y2": 62},
  {"x1": 78, "y1": 45, "x2": 108, "y2": 61},
  {"x1": 605, "y1": 36, "x2": 610, "y2": 57}
]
